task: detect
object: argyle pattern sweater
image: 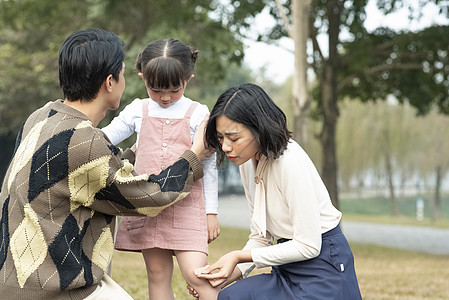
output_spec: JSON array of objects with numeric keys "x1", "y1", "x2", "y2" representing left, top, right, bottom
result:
[{"x1": 0, "y1": 100, "x2": 203, "y2": 300}]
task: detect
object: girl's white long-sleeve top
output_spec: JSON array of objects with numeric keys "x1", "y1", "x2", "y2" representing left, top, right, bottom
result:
[
  {"x1": 102, "y1": 96, "x2": 218, "y2": 214},
  {"x1": 237, "y1": 139, "x2": 341, "y2": 277}
]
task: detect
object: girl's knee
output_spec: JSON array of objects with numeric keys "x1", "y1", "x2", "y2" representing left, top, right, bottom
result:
[
  {"x1": 146, "y1": 262, "x2": 172, "y2": 283},
  {"x1": 183, "y1": 271, "x2": 206, "y2": 288}
]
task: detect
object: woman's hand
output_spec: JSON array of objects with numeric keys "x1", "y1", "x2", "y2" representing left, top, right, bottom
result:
[{"x1": 196, "y1": 250, "x2": 247, "y2": 287}]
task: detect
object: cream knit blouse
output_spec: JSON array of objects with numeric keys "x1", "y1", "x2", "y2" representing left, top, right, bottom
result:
[{"x1": 237, "y1": 140, "x2": 341, "y2": 276}]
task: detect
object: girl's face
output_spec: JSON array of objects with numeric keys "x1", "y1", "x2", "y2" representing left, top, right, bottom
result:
[
  {"x1": 147, "y1": 84, "x2": 185, "y2": 108},
  {"x1": 138, "y1": 72, "x2": 187, "y2": 108},
  {"x1": 216, "y1": 116, "x2": 260, "y2": 166}
]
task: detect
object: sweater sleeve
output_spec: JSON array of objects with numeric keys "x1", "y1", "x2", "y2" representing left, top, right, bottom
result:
[{"x1": 71, "y1": 128, "x2": 203, "y2": 217}]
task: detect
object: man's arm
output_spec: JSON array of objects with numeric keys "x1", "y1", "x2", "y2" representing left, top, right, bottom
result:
[{"x1": 85, "y1": 119, "x2": 209, "y2": 216}]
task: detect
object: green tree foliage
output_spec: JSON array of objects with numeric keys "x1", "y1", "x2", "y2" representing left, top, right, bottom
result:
[
  {"x1": 0, "y1": 0, "x2": 249, "y2": 182},
  {"x1": 0, "y1": 0, "x2": 101, "y2": 133},
  {"x1": 0, "y1": 0, "x2": 246, "y2": 136},
  {"x1": 340, "y1": 26, "x2": 449, "y2": 115},
  {"x1": 227, "y1": 0, "x2": 449, "y2": 207}
]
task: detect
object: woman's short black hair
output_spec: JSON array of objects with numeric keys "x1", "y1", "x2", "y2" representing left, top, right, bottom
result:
[
  {"x1": 135, "y1": 38, "x2": 198, "y2": 90},
  {"x1": 59, "y1": 28, "x2": 125, "y2": 102},
  {"x1": 205, "y1": 83, "x2": 292, "y2": 165}
]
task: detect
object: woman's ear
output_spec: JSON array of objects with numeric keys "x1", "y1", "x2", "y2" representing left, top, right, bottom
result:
[{"x1": 138, "y1": 72, "x2": 144, "y2": 80}]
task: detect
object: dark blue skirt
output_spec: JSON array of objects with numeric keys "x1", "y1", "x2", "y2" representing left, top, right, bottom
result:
[{"x1": 218, "y1": 225, "x2": 362, "y2": 300}]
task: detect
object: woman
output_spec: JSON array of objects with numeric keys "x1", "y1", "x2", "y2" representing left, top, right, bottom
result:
[{"x1": 196, "y1": 83, "x2": 362, "y2": 299}]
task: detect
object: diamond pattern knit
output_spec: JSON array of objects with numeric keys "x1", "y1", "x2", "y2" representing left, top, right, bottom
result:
[{"x1": 0, "y1": 99, "x2": 203, "y2": 300}]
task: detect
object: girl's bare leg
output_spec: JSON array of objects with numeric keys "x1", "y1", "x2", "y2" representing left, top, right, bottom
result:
[
  {"x1": 142, "y1": 248, "x2": 175, "y2": 300},
  {"x1": 175, "y1": 250, "x2": 220, "y2": 300}
]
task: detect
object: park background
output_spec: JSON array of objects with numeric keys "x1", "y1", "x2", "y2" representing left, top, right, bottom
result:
[{"x1": 1, "y1": 0, "x2": 449, "y2": 299}]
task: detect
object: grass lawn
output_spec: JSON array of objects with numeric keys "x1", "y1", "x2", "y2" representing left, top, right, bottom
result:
[
  {"x1": 337, "y1": 191, "x2": 449, "y2": 230},
  {"x1": 339, "y1": 192, "x2": 449, "y2": 225},
  {"x1": 342, "y1": 213, "x2": 449, "y2": 228},
  {"x1": 111, "y1": 226, "x2": 449, "y2": 300}
]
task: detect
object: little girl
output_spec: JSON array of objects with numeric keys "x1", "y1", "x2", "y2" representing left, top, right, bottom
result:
[{"x1": 102, "y1": 39, "x2": 220, "y2": 300}]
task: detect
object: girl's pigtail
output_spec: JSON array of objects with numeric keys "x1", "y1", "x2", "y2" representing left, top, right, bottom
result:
[{"x1": 135, "y1": 52, "x2": 143, "y2": 72}]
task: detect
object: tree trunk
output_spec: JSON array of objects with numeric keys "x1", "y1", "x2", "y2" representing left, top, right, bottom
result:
[
  {"x1": 319, "y1": 69, "x2": 339, "y2": 208},
  {"x1": 385, "y1": 151, "x2": 398, "y2": 216},
  {"x1": 432, "y1": 165, "x2": 442, "y2": 221},
  {"x1": 291, "y1": 0, "x2": 311, "y2": 146},
  {"x1": 318, "y1": 0, "x2": 341, "y2": 208},
  {"x1": 292, "y1": 102, "x2": 309, "y2": 145}
]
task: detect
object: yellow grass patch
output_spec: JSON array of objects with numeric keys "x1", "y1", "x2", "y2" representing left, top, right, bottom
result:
[{"x1": 112, "y1": 227, "x2": 449, "y2": 300}]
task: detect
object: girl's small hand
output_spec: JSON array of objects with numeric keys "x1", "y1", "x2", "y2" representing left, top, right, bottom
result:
[
  {"x1": 207, "y1": 214, "x2": 220, "y2": 243},
  {"x1": 186, "y1": 282, "x2": 199, "y2": 298}
]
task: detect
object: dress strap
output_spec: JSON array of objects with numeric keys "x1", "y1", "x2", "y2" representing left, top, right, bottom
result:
[
  {"x1": 141, "y1": 99, "x2": 149, "y2": 117},
  {"x1": 137, "y1": 99, "x2": 150, "y2": 150},
  {"x1": 184, "y1": 102, "x2": 199, "y2": 118}
]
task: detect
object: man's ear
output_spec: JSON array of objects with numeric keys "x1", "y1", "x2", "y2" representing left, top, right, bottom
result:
[
  {"x1": 138, "y1": 72, "x2": 144, "y2": 80},
  {"x1": 104, "y1": 74, "x2": 114, "y2": 92}
]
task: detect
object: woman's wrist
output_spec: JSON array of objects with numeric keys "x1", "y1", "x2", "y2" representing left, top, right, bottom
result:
[
  {"x1": 223, "y1": 267, "x2": 243, "y2": 288},
  {"x1": 233, "y1": 249, "x2": 252, "y2": 264}
]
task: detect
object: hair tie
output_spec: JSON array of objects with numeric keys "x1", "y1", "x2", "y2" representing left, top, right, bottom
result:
[{"x1": 191, "y1": 50, "x2": 199, "y2": 63}]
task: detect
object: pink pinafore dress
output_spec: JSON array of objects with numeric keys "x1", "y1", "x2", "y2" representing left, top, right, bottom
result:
[{"x1": 114, "y1": 100, "x2": 208, "y2": 254}]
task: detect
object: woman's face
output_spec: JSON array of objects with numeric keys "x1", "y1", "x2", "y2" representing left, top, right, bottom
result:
[{"x1": 216, "y1": 116, "x2": 259, "y2": 166}]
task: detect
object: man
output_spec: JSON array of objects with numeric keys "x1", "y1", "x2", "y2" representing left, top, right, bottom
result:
[{"x1": 0, "y1": 28, "x2": 207, "y2": 299}]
